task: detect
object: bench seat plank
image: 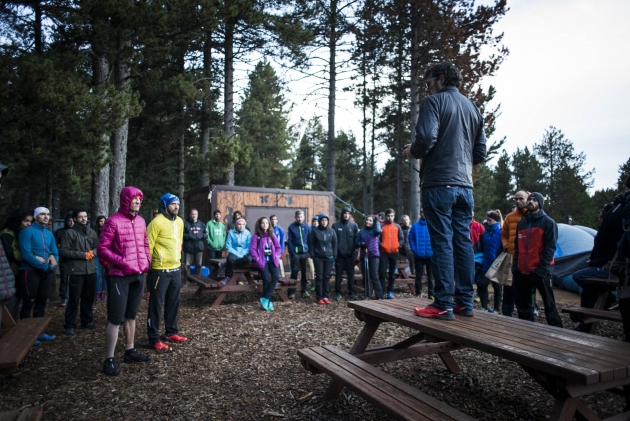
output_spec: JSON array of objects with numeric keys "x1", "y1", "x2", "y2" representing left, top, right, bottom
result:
[
  {"x1": 298, "y1": 345, "x2": 475, "y2": 421},
  {"x1": 562, "y1": 307, "x2": 622, "y2": 323},
  {"x1": 0, "y1": 318, "x2": 50, "y2": 374}
]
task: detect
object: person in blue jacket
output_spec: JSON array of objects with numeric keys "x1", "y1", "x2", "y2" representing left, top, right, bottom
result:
[
  {"x1": 270, "y1": 215, "x2": 286, "y2": 277},
  {"x1": 287, "y1": 210, "x2": 311, "y2": 298},
  {"x1": 220, "y1": 218, "x2": 252, "y2": 285},
  {"x1": 18, "y1": 206, "x2": 58, "y2": 342},
  {"x1": 408, "y1": 209, "x2": 434, "y2": 299},
  {"x1": 478, "y1": 210, "x2": 503, "y2": 312}
]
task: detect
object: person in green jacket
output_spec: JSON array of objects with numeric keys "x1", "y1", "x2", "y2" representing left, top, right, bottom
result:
[{"x1": 206, "y1": 209, "x2": 226, "y2": 260}]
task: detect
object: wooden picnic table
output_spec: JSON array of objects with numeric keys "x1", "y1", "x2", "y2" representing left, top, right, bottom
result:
[
  {"x1": 317, "y1": 297, "x2": 630, "y2": 421},
  {"x1": 561, "y1": 277, "x2": 620, "y2": 333},
  {"x1": 187, "y1": 258, "x2": 297, "y2": 308}
]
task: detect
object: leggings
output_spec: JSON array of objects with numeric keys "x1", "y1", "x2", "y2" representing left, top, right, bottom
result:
[{"x1": 19, "y1": 269, "x2": 53, "y2": 319}]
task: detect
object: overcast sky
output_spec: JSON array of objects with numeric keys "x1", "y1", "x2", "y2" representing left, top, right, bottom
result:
[{"x1": 287, "y1": 0, "x2": 630, "y2": 192}]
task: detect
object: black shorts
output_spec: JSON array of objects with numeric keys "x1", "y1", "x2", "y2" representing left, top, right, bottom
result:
[{"x1": 107, "y1": 274, "x2": 145, "y2": 325}]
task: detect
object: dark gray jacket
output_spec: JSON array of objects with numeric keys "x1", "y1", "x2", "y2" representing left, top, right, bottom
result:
[
  {"x1": 308, "y1": 226, "x2": 338, "y2": 259},
  {"x1": 0, "y1": 241, "x2": 16, "y2": 302},
  {"x1": 332, "y1": 219, "x2": 358, "y2": 257},
  {"x1": 412, "y1": 86, "x2": 486, "y2": 188},
  {"x1": 59, "y1": 224, "x2": 99, "y2": 275}
]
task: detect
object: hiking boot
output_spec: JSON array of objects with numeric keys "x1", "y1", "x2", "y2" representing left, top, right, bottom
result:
[
  {"x1": 124, "y1": 348, "x2": 151, "y2": 363},
  {"x1": 414, "y1": 306, "x2": 454, "y2": 320},
  {"x1": 103, "y1": 358, "x2": 120, "y2": 375},
  {"x1": 152, "y1": 341, "x2": 169, "y2": 351},
  {"x1": 162, "y1": 334, "x2": 188, "y2": 343},
  {"x1": 38, "y1": 333, "x2": 56, "y2": 341},
  {"x1": 386, "y1": 291, "x2": 394, "y2": 299},
  {"x1": 333, "y1": 293, "x2": 342, "y2": 301},
  {"x1": 64, "y1": 328, "x2": 75, "y2": 336},
  {"x1": 81, "y1": 323, "x2": 98, "y2": 330},
  {"x1": 453, "y1": 305, "x2": 474, "y2": 317},
  {"x1": 301, "y1": 291, "x2": 311, "y2": 298},
  {"x1": 220, "y1": 276, "x2": 230, "y2": 286},
  {"x1": 317, "y1": 299, "x2": 326, "y2": 305}
]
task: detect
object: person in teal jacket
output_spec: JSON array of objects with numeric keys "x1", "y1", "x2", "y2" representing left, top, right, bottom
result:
[
  {"x1": 220, "y1": 218, "x2": 252, "y2": 285},
  {"x1": 18, "y1": 206, "x2": 58, "y2": 341}
]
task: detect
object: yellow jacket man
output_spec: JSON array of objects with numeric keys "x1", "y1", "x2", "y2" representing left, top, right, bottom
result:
[{"x1": 146, "y1": 193, "x2": 188, "y2": 351}]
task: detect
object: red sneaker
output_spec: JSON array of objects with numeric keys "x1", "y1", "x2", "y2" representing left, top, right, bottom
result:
[
  {"x1": 152, "y1": 340, "x2": 169, "y2": 351},
  {"x1": 323, "y1": 298, "x2": 331, "y2": 304},
  {"x1": 317, "y1": 299, "x2": 326, "y2": 305},
  {"x1": 453, "y1": 305, "x2": 474, "y2": 317},
  {"x1": 414, "y1": 306, "x2": 454, "y2": 320},
  {"x1": 162, "y1": 334, "x2": 188, "y2": 343}
]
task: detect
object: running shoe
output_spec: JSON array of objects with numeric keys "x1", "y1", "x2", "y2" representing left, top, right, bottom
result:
[
  {"x1": 64, "y1": 328, "x2": 75, "y2": 336},
  {"x1": 309, "y1": 283, "x2": 316, "y2": 292},
  {"x1": 38, "y1": 333, "x2": 56, "y2": 341},
  {"x1": 267, "y1": 301, "x2": 274, "y2": 311},
  {"x1": 301, "y1": 291, "x2": 311, "y2": 298},
  {"x1": 59, "y1": 299, "x2": 67, "y2": 308},
  {"x1": 260, "y1": 297, "x2": 269, "y2": 310},
  {"x1": 333, "y1": 293, "x2": 342, "y2": 301},
  {"x1": 288, "y1": 293, "x2": 296, "y2": 300},
  {"x1": 162, "y1": 334, "x2": 188, "y2": 343},
  {"x1": 220, "y1": 276, "x2": 230, "y2": 286},
  {"x1": 152, "y1": 341, "x2": 169, "y2": 351},
  {"x1": 317, "y1": 299, "x2": 326, "y2": 305},
  {"x1": 103, "y1": 357, "x2": 120, "y2": 376},
  {"x1": 428, "y1": 295, "x2": 435, "y2": 300},
  {"x1": 414, "y1": 306, "x2": 454, "y2": 320},
  {"x1": 323, "y1": 298, "x2": 331, "y2": 305},
  {"x1": 349, "y1": 294, "x2": 357, "y2": 300},
  {"x1": 386, "y1": 291, "x2": 394, "y2": 299},
  {"x1": 453, "y1": 305, "x2": 474, "y2": 317},
  {"x1": 81, "y1": 323, "x2": 98, "y2": 330},
  {"x1": 124, "y1": 348, "x2": 151, "y2": 363}
]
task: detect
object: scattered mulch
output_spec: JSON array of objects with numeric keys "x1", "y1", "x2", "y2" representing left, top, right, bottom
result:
[{"x1": 0, "y1": 283, "x2": 625, "y2": 420}]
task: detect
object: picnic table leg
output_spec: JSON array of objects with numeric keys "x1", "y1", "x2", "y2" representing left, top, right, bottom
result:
[
  {"x1": 549, "y1": 397, "x2": 579, "y2": 421},
  {"x1": 211, "y1": 274, "x2": 240, "y2": 308},
  {"x1": 276, "y1": 289, "x2": 289, "y2": 303},
  {"x1": 438, "y1": 352, "x2": 461, "y2": 374},
  {"x1": 574, "y1": 401, "x2": 601, "y2": 421},
  {"x1": 323, "y1": 318, "x2": 382, "y2": 401}
]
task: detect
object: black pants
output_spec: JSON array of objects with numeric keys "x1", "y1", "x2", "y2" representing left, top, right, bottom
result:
[
  {"x1": 572, "y1": 267, "x2": 617, "y2": 308},
  {"x1": 314, "y1": 257, "x2": 333, "y2": 301},
  {"x1": 147, "y1": 268, "x2": 182, "y2": 345},
  {"x1": 513, "y1": 271, "x2": 563, "y2": 328},
  {"x1": 207, "y1": 249, "x2": 223, "y2": 260},
  {"x1": 414, "y1": 257, "x2": 434, "y2": 297},
  {"x1": 335, "y1": 255, "x2": 355, "y2": 296},
  {"x1": 502, "y1": 284, "x2": 515, "y2": 316},
  {"x1": 19, "y1": 269, "x2": 53, "y2": 319},
  {"x1": 58, "y1": 265, "x2": 69, "y2": 300},
  {"x1": 379, "y1": 252, "x2": 398, "y2": 293},
  {"x1": 478, "y1": 274, "x2": 503, "y2": 310},
  {"x1": 64, "y1": 273, "x2": 96, "y2": 329},
  {"x1": 361, "y1": 257, "x2": 383, "y2": 299},
  {"x1": 225, "y1": 253, "x2": 252, "y2": 278},
  {"x1": 289, "y1": 252, "x2": 310, "y2": 295}
]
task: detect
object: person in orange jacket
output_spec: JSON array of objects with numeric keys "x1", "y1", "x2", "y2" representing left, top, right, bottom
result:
[
  {"x1": 378, "y1": 208, "x2": 403, "y2": 299},
  {"x1": 500, "y1": 190, "x2": 529, "y2": 316}
]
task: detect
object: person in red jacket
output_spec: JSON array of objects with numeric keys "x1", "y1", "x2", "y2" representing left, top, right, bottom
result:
[
  {"x1": 98, "y1": 186, "x2": 152, "y2": 375},
  {"x1": 512, "y1": 192, "x2": 562, "y2": 327}
]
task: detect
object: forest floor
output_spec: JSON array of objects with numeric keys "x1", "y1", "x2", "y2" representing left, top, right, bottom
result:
[{"x1": 0, "y1": 279, "x2": 625, "y2": 421}]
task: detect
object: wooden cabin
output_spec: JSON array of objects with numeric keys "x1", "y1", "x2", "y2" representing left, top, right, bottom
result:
[{"x1": 186, "y1": 185, "x2": 336, "y2": 230}]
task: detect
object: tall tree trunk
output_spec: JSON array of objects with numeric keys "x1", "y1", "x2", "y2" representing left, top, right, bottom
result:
[
  {"x1": 92, "y1": 54, "x2": 110, "y2": 218},
  {"x1": 46, "y1": 168, "x2": 53, "y2": 214},
  {"x1": 223, "y1": 22, "x2": 235, "y2": 186},
  {"x1": 326, "y1": 0, "x2": 337, "y2": 192},
  {"x1": 369, "y1": 75, "x2": 376, "y2": 215},
  {"x1": 34, "y1": 1, "x2": 42, "y2": 53},
  {"x1": 199, "y1": 30, "x2": 212, "y2": 188},
  {"x1": 361, "y1": 52, "x2": 368, "y2": 215},
  {"x1": 178, "y1": 130, "x2": 185, "y2": 217},
  {"x1": 109, "y1": 24, "x2": 132, "y2": 214},
  {"x1": 408, "y1": 15, "x2": 421, "y2": 222}
]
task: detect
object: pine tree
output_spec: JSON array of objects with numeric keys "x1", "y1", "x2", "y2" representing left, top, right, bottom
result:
[
  {"x1": 534, "y1": 126, "x2": 593, "y2": 224},
  {"x1": 511, "y1": 146, "x2": 546, "y2": 194},
  {"x1": 618, "y1": 157, "x2": 630, "y2": 192},
  {"x1": 492, "y1": 149, "x2": 512, "y2": 213},
  {"x1": 290, "y1": 117, "x2": 326, "y2": 190},
  {"x1": 235, "y1": 61, "x2": 293, "y2": 188}
]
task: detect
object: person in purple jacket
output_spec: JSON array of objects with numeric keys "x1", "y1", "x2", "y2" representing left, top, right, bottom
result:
[
  {"x1": 355, "y1": 215, "x2": 383, "y2": 300},
  {"x1": 250, "y1": 217, "x2": 282, "y2": 311}
]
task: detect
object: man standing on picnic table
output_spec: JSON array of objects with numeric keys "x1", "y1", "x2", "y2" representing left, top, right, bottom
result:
[
  {"x1": 512, "y1": 192, "x2": 563, "y2": 327},
  {"x1": 206, "y1": 210, "x2": 226, "y2": 260},
  {"x1": 403, "y1": 62, "x2": 486, "y2": 320},
  {"x1": 59, "y1": 208, "x2": 99, "y2": 335},
  {"x1": 500, "y1": 190, "x2": 529, "y2": 317},
  {"x1": 147, "y1": 193, "x2": 188, "y2": 351},
  {"x1": 98, "y1": 186, "x2": 152, "y2": 375}
]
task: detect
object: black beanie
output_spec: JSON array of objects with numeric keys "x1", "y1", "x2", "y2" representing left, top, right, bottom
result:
[
  {"x1": 486, "y1": 210, "x2": 501, "y2": 222},
  {"x1": 529, "y1": 192, "x2": 545, "y2": 210},
  {"x1": 341, "y1": 207, "x2": 351, "y2": 215}
]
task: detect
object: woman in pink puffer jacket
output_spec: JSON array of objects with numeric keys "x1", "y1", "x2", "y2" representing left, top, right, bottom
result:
[{"x1": 97, "y1": 186, "x2": 152, "y2": 376}]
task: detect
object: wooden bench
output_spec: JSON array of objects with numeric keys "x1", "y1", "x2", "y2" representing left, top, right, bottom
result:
[
  {"x1": 298, "y1": 345, "x2": 475, "y2": 421},
  {"x1": 0, "y1": 406, "x2": 43, "y2": 421},
  {"x1": 562, "y1": 306, "x2": 622, "y2": 324},
  {"x1": 0, "y1": 304, "x2": 51, "y2": 375},
  {"x1": 602, "y1": 411, "x2": 630, "y2": 421}
]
